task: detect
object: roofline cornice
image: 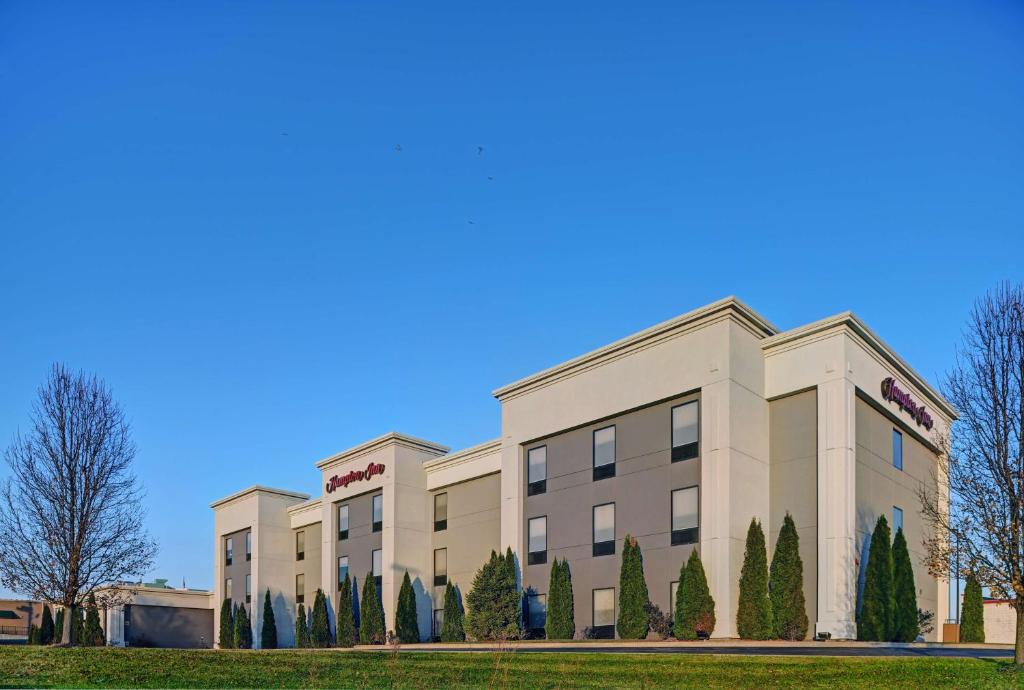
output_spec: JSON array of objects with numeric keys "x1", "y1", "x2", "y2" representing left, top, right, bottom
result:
[
  {"x1": 209, "y1": 485, "x2": 309, "y2": 509},
  {"x1": 492, "y1": 296, "x2": 778, "y2": 402},
  {"x1": 762, "y1": 311, "x2": 958, "y2": 420},
  {"x1": 423, "y1": 438, "x2": 501, "y2": 474},
  {"x1": 314, "y1": 432, "x2": 449, "y2": 471}
]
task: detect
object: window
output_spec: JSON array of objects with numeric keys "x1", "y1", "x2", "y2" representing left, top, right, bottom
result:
[
  {"x1": 295, "y1": 574, "x2": 304, "y2": 604},
  {"x1": 433, "y1": 609, "x2": 444, "y2": 640},
  {"x1": 225, "y1": 578, "x2": 232, "y2": 602},
  {"x1": 245, "y1": 574, "x2": 251, "y2": 603},
  {"x1": 527, "y1": 446, "x2": 547, "y2": 496},
  {"x1": 670, "y1": 581, "x2": 679, "y2": 617},
  {"x1": 592, "y1": 503, "x2": 615, "y2": 557},
  {"x1": 527, "y1": 593, "x2": 547, "y2": 632},
  {"x1": 372, "y1": 548, "x2": 383, "y2": 592},
  {"x1": 338, "y1": 505, "x2": 350, "y2": 540},
  {"x1": 296, "y1": 531, "x2": 305, "y2": 561},
  {"x1": 372, "y1": 495, "x2": 383, "y2": 532},
  {"x1": 892, "y1": 429, "x2": 903, "y2": 470},
  {"x1": 338, "y1": 556, "x2": 349, "y2": 588},
  {"x1": 434, "y1": 548, "x2": 447, "y2": 587},
  {"x1": 434, "y1": 493, "x2": 448, "y2": 532},
  {"x1": 225, "y1": 537, "x2": 233, "y2": 566},
  {"x1": 245, "y1": 532, "x2": 252, "y2": 561},
  {"x1": 528, "y1": 516, "x2": 547, "y2": 565},
  {"x1": 893, "y1": 506, "x2": 904, "y2": 532},
  {"x1": 672, "y1": 401, "x2": 699, "y2": 461},
  {"x1": 593, "y1": 426, "x2": 616, "y2": 480},
  {"x1": 592, "y1": 588, "x2": 615, "y2": 638},
  {"x1": 672, "y1": 486, "x2": 699, "y2": 545}
]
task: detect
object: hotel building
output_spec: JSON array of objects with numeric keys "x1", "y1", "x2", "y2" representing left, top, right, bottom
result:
[{"x1": 210, "y1": 297, "x2": 953, "y2": 645}]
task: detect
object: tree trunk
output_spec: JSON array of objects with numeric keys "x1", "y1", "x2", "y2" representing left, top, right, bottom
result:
[
  {"x1": 1016, "y1": 600, "x2": 1024, "y2": 666},
  {"x1": 60, "y1": 605, "x2": 73, "y2": 645}
]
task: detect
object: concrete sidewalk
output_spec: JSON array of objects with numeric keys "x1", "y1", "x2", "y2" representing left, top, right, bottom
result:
[{"x1": 352, "y1": 639, "x2": 1015, "y2": 658}]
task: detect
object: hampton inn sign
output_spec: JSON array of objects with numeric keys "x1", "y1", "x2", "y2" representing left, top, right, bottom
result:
[
  {"x1": 881, "y1": 377, "x2": 934, "y2": 430},
  {"x1": 325, "y1": 462, "x2": 385, "y2": 493}
]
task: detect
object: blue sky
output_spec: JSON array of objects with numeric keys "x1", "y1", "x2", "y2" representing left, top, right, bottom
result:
[{"x1": 1, "y1": 1, "x2": 1021, "y2": 596}]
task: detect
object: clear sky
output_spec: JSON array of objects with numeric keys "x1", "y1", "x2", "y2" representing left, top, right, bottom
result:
[{"x1": 1, "y1": 2, "x2": 1022, "y2": 596}]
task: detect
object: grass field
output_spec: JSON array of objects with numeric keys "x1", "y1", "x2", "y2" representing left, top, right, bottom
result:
[{"x1": 0, "y1": 647, "x2": 1019, "y2": 689}]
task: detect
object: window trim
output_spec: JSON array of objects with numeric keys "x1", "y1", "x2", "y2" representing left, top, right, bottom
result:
[
  {"x1": 296, "y1": 530, "x2": 305, "y2": 561},
  {"x1": 434, "y1": 493, "x2": 448, "y2": 532},
  {"x1": 670, "y1": 580, "x2": 679, "y2": 618},
  {"x1": 295, "y1": 574, "x2": 304, "y2": 604},
  {"x1": 338, "y1": 555, "x2": 349, "y2": 589},
  {"x1": 592, "y1": 502, "x2": 616, "y2": 557},
  {"x1": 527, "y1": 515, "x2": 548, "y2": 565},
  {"x1": 225, "y1": 537, "x2": 233, "y2": 567},
  {"x1": 372, "y1": 494, "x2": 383, "y2": 533},
  {"x1": 592, "y1": 425, "x2": 616, "y2": 481},
  {"x1": 338, "y1": 504, "x2": 350, "y2": 540},
  {"x1": 671, "y1": 400, "x2": 700, "y2": 462},
  {"x1": 671, "y1": 484, "x2": 700, "y2": 546},
  {"x1": 432, "y1": 608, "x2": 444, "y2": 641},
  {"x1": 245, "y1": 532, "x2": 252, "y2": 562},
  {"x1": 893, "y1": 505, "x2": 904, "y2": 533},
  {"x1": 225, "y1": 577, "x2": 233, "y2": 602},
  {"x1": 372, "y1": 548, "x2": 383, "y2": 593},
  {"x1": 434, "y1": 547, "x2": 448, "y2": 587},
  {"x1": 245, "y1": 573, "x2": 251, "y2": 604},
  {"x1": 527, "y1": 445, "x2": 548, "y2": 496},
  {"x1": 526, "y1": 593, "x2": 547, "y2": 633}
]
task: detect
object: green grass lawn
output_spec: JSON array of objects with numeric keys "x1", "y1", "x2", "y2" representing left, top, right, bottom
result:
[{"x1": 0, "y1": 647, "x2": 1019, "y2": 689}]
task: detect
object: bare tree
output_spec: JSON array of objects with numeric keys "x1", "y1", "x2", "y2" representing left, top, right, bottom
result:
[
  {"x1": 0, "y1": 364, "x2": 156, "y2": 644},
  {"x1": 919, "y1": 282, "x2": 1024, "y2": 663}
]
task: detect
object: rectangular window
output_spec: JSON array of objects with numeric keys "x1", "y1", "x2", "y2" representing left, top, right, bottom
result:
[
  {"x1": 295, "y1": 574, "x2": 304, "y2": 604},
  {"x1": 671, "y1": 486, "x2": 699, "y2": 545},
  {"x1": 892, "y1": 429, "x2": 903, "y2": 471},
  {"x1": 527, "y1": 594, "x2": 547, "y2": 631},
  {"x1": 592, "y1": 588, "x2": 615, "y2": 638},
  {"x1": 245, "y1": 574, "x2": 251, "y2": 603},
  {"x1": 592, "y1": 503, "x2": 615, "y2": 557},
  {"x1": 434, "y1": 548, "x2": 448, "y2": 587},
  {"x1": 372, "y1": 548, "x2": 383, "y2": 592},
  {"x1": 296, "y1": 531, "x2": 305, "y2": 561},
  {"x1": 672, "y1": 401, "x2": 699, "y2": 461},
  {"x1": 245, "y1": 532, "x2": 252, "y2": 561},
  {"x1": 593, "y1": 426, "x2": 616, "y2": 480},
  {"x1": 338, "y1": 504, "x2": 350, "y2": 540},
  {"x1": 528, "y1": 516, "x2": 547, "y2": 565},
  {"x1": 372, "y1": 495, "x2": 383, "y2": 532},
  {"x1": 670, "y1": 581, "x2": 679, "y2": 617},
  {"x1": 893, "y1": 506, "x2": 904, "y2": 532},
  {"x1": 434, "y1": 493, "x2": 448, "y2": 532},
  {"x1": 433, "y1": 609, "x2": 443, "y2": 640},
  {"x1": 225, "y1": 578, "x2": 232, "y2": 602},
  {"x1": 527, "y1": 446, "x2": 547, "y2": 496},
  {"x1": 338, "y1": 556, "x2": 349, "y2": 588},
  {"x1": 225, "y1": 537, "x2": 233, "y2": 566}
]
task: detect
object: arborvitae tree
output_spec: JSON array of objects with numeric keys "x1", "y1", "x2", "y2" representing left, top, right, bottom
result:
[
  {"x1": 309, "y1": 589, "x2": 332, "y2": 647},
  {"x1": 28, "y1": 624, "x2": 38, "y2": 645},
  {"x1": 769, "y1": 513, "x2": 808, "y2": 641},
  {"x1": 675, "y1": 549, "x2": 715, "y2": 639},
  {"x1": 440, "y1": 581, "x2": 465, "y2": 642},
  {"x1": 54, "y1": 608, "x2": 64, "y2": 643},
  {"x1": 234, "y1": 602, "x2": 253, "y2": 649},
  {"x1": 858, "y1": 515, "x2": 894, "y2": 641},
  {"x1": 294, "y1": 603, "x2": 309, "y2": 648},
  {"x1": 70, "y1": 605, "x2": 83, "y2": 645},
  {"x1": 545, "y1": 558, "x2": 575, "y2": 640},
  {"x1": 395, "y1": 571, "x2": 419, "y2": 643},
  {"x1": 40, "y1": 605, "x2": 54, "y2": 645},
  {"x1": 219, "y1": 598, "x2": 235, "y2": 649},
  {"x1": 465, "y1": 549, "x2": 521, "y2": 640},
  {"x1": 960, "y1": 576, "x2": 985, "y2": 643},
  {"x1": 260, "y1": 589, "x2": 277, "y2": 649},
  {"x1": 83, "y1": 593, "x2": 104, "y2": 646},
  {"x1": 891, "y1": 528, "x2": 919, "y2": 642},
  {"x1": 737, "y1": 518, "x2": 773, "y2": 640},
  {"x1": 359, "y1": 573, "x2": 385, "y2": 644},
  {"x1": 336, "y1": 574, "x2": 356, "y2": 648},
  {"x1": 617, "y1": 536, "x2": 650, "y2": 639}
]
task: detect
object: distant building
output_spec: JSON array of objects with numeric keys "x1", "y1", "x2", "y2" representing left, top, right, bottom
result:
[
  {"x1": 99, "y1": 582, "x2": 214, "y2": 648},
  {"x1": 0, "y1": 599, "x2": 42, "y2": 641},
  {"x1": 983, "y1": 599, "x2": 1017, "y2": 644}
]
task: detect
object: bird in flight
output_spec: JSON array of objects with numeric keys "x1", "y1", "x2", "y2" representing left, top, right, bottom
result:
[
  {"x1": 477, "y1": 146, "x2": 484, "y2": 156},
  {"x1": 280, "y1": 132, "x2": 288, "y2": 136},
  {"x1": 467, "y1": 220, "x2": 476, "y2": 225},
  {"x1": 395, "y1": 144, "x2": 402, "y2": 152}
]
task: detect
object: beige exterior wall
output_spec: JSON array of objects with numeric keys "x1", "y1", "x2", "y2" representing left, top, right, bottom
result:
[
  {"x1": 293, "y1": 522, "x2": 322, "y2": 603},
  {"x1": 854, "y1": 395, "x2": 940, "y2": 636},
  {"x1": 429, "y1": 473, "x2": 501, "y2": 615},
  {"x1": 768, "y1": 388, "x2": 818, "y2": 628},
  {"x1": 984, "y1": 601, "x2": 1017, "y2": 644}
]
